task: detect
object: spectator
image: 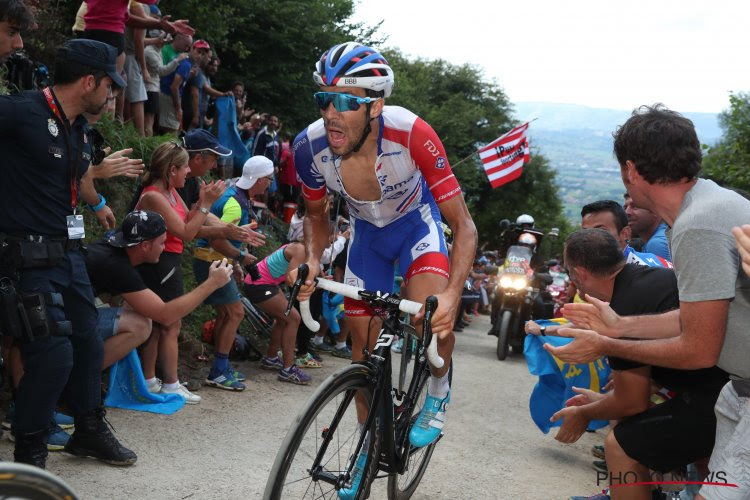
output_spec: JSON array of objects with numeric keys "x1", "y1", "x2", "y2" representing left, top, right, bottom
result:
[
  {"x1": 161, "y1": 31, "x2": 192, "y2": 65},
  {"x1": 244, "y1": 242, "x2": 310, "y2": 385},
  {"x1": 85, "y1": 210, "x2": 232, "y2": 369},
  {"x1": 180, "y1": 39, "x2": 211, "y2": 131},
  {"x1": 0, "y1": 36, "x2": 135, "y2": 468},
  {"x1": 278, "y1": 132, "x2": 301, "y2": 203},
  {"x1": 623, "y1": 192, "x2": 671, "y2": 260},
  {"x1": 550, "y1": 229, "x2": 727, "y2": 499},
  {"x1": 200, "y1": 56, "x2": 220, "y2": 129},
  {"x1": 192, "y1": 156, "x2": 276, "y2": 391},
  {"x1": 122, "y1": 2, "x2": 149, "y2": 136},
  {"x1": 158, "y1": 39, "x2": 207, "y2": 134},
  {"x1": 252, "y1": 114, "x2": 280, "y2": 166},
  {"x1": 71, "y1": 2, "x2": 86, "y2": 37},
  {"x1": 0, "y1": 0, "x2": 32, "y2": 63},
  {"x1": 144, "y1": 33, "x2": 187, "y2": 136},
  {"x1": 555, "y1": 105, "x2": 750, "y2": 500},
  {"x1": 134, "y1": 141, "x2": 225, "y2": 403}
]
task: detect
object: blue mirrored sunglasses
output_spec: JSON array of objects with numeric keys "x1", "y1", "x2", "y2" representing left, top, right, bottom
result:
[{"x1": 313, "y1": 92, "x2": 380, "y2": 112}]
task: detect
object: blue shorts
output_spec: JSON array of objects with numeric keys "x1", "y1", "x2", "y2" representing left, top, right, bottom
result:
[
  {"x1": 96, "y1": 306, "x2": 122, "y2": 340},
  {"x1": 344, "y1": 203, "x2": 449, "y2": 316},
  {"x1": 192, "y1": 258, "x2": 241, "y2": 305}
]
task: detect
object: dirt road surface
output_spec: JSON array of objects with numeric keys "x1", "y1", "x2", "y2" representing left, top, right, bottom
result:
[{"x1": 0, "y1": 314, "x2": 606, "y2": 499}]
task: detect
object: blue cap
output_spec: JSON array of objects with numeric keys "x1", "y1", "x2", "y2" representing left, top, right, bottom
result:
[
  {"x1": 60, "y1": 39, "x2": 126, "y2": 89},
  {"x1": 183, "y1": 129, "x2": 232, "y2": 156},
  {"x1": 149, "y1": 4, "x2": 161, "y2": 16}
]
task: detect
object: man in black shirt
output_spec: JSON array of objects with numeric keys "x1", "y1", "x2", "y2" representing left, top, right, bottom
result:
[
  {"x1": 86, "y1": 211, "x2": 233, "y2": 371},
  {"x1": 550, "y1": 229, "x2": 727, "y2": 497}
]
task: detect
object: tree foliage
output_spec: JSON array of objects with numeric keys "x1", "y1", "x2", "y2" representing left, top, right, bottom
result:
[
  {"x1": 702, "y1": 92, "x2": 750, "y2": 193},
  {"x1": 384, "y1": 51, "x2": 569, "y2": 251}
]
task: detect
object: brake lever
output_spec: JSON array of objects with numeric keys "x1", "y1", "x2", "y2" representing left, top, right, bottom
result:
[{"x1": 285, "y1": 263, "x2": 309, "y2": 317}]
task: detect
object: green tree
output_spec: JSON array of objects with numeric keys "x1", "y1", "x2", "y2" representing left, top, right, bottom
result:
[
  {"x1": 702, "y1": 92, "x2": 750, "y2": 192},
  {"x1": 165, "y1": 0, "x2": 383, "y2": 132},
  {"x1": 384, "y1": 50, "x2": 569, "y2": 252}
]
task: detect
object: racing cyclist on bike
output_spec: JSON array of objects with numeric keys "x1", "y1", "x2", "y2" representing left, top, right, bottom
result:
[{"x1": 291, "y1": 42, "x2": 477, "y2": 494}]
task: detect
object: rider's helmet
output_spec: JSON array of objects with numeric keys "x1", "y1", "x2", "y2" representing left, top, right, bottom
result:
[
  {"x1": 517, "y1": 232, "x2": 537, "y2": 248},
  {"x1": 313, "y1": 42, "x2": 395, "y2": 98},
  {"x1": 516, "y1": 214, "x2": 535, "y2": 228}
]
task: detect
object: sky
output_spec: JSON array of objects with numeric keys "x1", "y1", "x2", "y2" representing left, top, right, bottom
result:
[{"x1": 350, "y1": 0, "x2": 749, "y2": 113}]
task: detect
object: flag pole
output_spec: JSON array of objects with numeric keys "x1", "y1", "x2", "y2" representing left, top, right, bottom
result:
[{"x1": 451, "y1": 118, "x2": 538, "y2": 169}]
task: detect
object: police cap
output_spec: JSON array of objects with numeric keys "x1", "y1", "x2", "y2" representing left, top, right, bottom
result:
[{"x1": 60, "y1": 39, "x2": 127, "y2": 89}]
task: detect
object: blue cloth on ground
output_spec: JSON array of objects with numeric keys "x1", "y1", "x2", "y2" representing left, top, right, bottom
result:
[
  {"x1": 524, "y1": 324, "x2": 610, "y2": 434},
  {"x1": 215, "y1": 96, "x2": 250, "y2": 172},
  {"x1": 105, "y1": 349, "x2": 185, "y2": 415}
]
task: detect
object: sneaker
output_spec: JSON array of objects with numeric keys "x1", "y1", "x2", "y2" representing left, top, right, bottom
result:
[
  {"x1": 2, "y1": 402, "x2": 14, "y2": 430},
  {"x1": 391, "y1": 338, "x2": 404, "y2": 354},
  {"x1": 278, "y1": 365, "x2": 311, "y2": 385},
  {"x1": 206, "y1": 369, "x2": 246, "y2": 391},
  {"x1": 146, "y1": 378, "x2": 162, "y2": 394},
  {"x1": 309, "y1": 339, "x2": 334, "y2": 353},
  {"x1": 338, "y1": 452, "x2": 368, "y2": 500},
  {"x1": 295, "y1": 352, "x2": 323, "y2": 369},
  {"x1": 591, "y1": 444, "x2": 605, "y2": 459},
  {"x1": 592, "y1": 460, "x2": 608, "y2": 473},
  {"x1": 160, "y1": 383, "x2": 201, "y2": 404},
  {"x1": 47, "y1": 423, "x2": 70, "y2": 451},
  {"x1": 260, "y1": 355, "x2": 284, "y2": 370},
  {"x1": 332, "y1": 345, "x2": 352, "y2": 359},
  {"x1": 54, "y1": 411, "x2": 74, "y2": 430},
  {"x1": 309, "y1": 350, "x2": 323, "y2": 362},
  {"x1": 409, "y1": 391, "x2": 450, "y2": 448},
  {"x1": 232, "y1": 370, "x2": 247, "y2": 382}
]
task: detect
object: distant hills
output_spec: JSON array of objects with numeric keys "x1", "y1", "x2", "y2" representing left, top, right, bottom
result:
[{"x1": 512, "y1": 102, "x2": 722, "y2": 221}]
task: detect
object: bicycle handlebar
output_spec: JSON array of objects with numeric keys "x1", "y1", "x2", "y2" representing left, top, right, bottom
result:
[{"x1": 298, "y1": 275, "x2": 444, "y2": 368}]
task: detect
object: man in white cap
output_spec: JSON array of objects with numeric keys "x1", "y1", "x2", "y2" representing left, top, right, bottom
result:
[{"x1": 192, "y1": 156, "x2": 275, "y2": 390}]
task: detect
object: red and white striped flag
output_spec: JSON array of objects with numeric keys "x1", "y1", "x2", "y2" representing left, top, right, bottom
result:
[{"x1": 478, "y1": 122, "x2": 530, "y2": 188}]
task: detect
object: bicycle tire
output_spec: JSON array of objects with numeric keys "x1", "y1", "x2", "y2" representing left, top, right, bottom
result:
[
  {"x1": 0, "y1": 462, "x2": 79, "y2": 500},
  {"x1": 386, "y1": 358, "x2": 436, "y2": 500},
  {"x1": 264, "y1": 363, "x2": 380, "y2": 500}
]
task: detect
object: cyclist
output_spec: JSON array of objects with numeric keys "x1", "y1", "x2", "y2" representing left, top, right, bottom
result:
[{"x1": 292, "y1": 41, "x2": 477, "y2": 491}]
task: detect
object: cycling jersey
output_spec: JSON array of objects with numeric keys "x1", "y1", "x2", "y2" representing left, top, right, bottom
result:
[
  {"x1": 294, "y1": 106, "x2": 461, "y2": 227},
  {"x1": 294, "y1": 106, "x2": 459, "y2": 314},
  {"x1": 624, "y1": 245, "x2": 673, "y2": 269}
]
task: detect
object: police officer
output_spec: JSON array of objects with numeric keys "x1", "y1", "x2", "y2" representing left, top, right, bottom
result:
[{"x1": 0, "y1": 39, "x2": 136, "y2": 467}]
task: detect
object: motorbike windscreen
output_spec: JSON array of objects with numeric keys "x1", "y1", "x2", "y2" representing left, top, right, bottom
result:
[{"x1": 503, "y1": 245, "x2": 533, "y2": 276}]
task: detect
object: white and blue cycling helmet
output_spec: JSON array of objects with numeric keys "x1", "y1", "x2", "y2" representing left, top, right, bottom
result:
[{"x1": 313, "y1": 42, "x2": 394, "y2": 98}]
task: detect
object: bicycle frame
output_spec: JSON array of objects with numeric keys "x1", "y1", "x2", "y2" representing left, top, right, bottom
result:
[{"x1": 309, "y1": 305, "x2": 435, "y2": 491}]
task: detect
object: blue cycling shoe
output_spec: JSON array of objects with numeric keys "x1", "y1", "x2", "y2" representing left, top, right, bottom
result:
[
  {"x1": 338, "y1": 452, "x2": 368, "y2": 500},
  {"x1": 409, "y1": 391, "x2": 450, "y2": 448}
]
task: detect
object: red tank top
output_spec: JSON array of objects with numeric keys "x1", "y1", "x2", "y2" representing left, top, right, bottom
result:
[{"x1": 137, "y1": 185, "x2": 187, "y2": 254}]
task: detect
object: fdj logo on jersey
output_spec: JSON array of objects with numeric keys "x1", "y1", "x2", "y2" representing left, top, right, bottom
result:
[{"x1": 423, "y1": 139, "x2": 441, "y2": 157}]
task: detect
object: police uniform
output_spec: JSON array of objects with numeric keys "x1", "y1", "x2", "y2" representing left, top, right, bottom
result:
[{"x1": 0, "y1": 39, "x2": 135, "y2": 467}]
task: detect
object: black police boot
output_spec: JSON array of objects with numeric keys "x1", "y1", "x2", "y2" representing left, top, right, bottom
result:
[
  {"x1": 64, "y1": 407, "x2": 137, "y2": 466},
  {"x1": 14, "y1": 428, "x2": 49, "y2": 468}
]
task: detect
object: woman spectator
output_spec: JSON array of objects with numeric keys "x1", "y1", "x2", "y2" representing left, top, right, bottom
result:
[
  {"x1": 244, "y1": 243, "x2": 311, "y2": 385},
  {"x1": 144, "y1": 32, "x2": 187, "y2": 136},
  {"x1": 135, "y1": 141, "x2": 225, "y2": 403}
]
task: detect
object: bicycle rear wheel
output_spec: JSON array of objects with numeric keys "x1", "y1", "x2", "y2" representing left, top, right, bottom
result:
[
  {"x1": 387, "y1": 340, "x2": 436, "y2": 500},
  {"x1": 264, "y1": 363, "x2": 380, "y2": 500},
  {"x1": 0, "y1": 462, "x2": 79, "y2": 499}
]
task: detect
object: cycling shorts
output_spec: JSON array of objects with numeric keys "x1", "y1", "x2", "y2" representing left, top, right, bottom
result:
[{"x1": 343, "y1": 202, "x2": 449, "y2": 316}]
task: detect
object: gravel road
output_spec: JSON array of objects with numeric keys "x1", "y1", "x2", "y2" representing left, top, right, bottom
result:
[{"x1": 0, "y1": 314, "x2": 606, "y2": 499}]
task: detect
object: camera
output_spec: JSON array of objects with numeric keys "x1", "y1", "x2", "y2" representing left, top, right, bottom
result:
[{"x1": 247, "y1": 263, "x2": 261, "y2": 282}]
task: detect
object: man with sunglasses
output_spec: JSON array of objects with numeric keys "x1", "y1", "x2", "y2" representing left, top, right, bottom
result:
[{"x1": 293, "y1": 42, "x2": 477, "y2": 475}]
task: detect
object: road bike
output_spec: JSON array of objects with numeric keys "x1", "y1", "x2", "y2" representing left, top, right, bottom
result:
[{"x1": 264, "y1": 265, "x2": 445, "y2": 499}]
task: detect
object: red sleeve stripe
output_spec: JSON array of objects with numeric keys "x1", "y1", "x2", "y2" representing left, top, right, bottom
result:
[
  {"x1": 302, "y1": 184, "x2": 326, "y2": 201},
  {"x1": 382, "y1": 127, "x2": 409, "y2": 148}
]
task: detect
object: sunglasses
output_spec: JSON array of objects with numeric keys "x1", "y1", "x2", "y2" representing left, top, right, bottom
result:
[{"x1": 313, "y1": 92, "x2": 380, "y2": 112}]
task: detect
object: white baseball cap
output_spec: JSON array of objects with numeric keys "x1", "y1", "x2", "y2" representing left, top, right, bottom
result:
[{"x1": 236, "y1": 156, "x2": 274, "y2": 190}]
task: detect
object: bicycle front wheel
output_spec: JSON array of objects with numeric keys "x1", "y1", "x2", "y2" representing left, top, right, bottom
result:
[
  {"x1": 264, "y1": 363, "x2": 379, "y2": 500},
  {"x1": 0, "y1": 462, "x2": 79, "y2": 499}
]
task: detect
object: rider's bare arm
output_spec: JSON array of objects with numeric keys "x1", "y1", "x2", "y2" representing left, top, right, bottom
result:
[{"x1": 439, "y1": 195, "x2": 478, "y2": 301}]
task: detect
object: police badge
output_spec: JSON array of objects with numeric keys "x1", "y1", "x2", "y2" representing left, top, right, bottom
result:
[{"x1": 47, "y1": 118, "x2": 59, "y2": 138}]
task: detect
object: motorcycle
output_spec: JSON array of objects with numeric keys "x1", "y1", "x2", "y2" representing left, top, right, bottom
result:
[{"x1": 490, "y1": 244, "x2": 554, "y2": 361}]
